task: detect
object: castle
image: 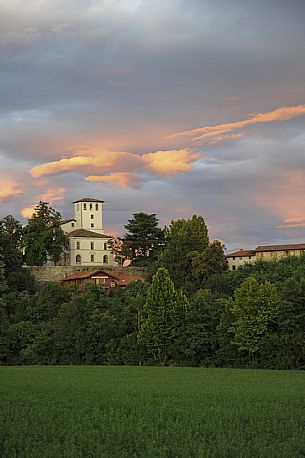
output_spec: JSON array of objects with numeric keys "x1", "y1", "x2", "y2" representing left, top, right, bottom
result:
[{"x1": 60, "y1": 198, "x2": 113, "y2": 267}]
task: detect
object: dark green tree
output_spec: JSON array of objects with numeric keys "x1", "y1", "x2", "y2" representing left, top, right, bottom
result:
[
  {"x1": 192, "y1": 240, "x2": 227, "y2": 288},
  {"x1": 0, "y1": 215, "x2": 23, "y2": 272},
  {"x1": 122, "y1": 212, "x2": 165, "y2": 265},
  {"x1": 138, "y1": 267, "x2": 189, "y2": 365},
  {"x1": 23, "y1": 201, "x2": 68, "y2": 266},
  {"x1": 229, "y1": 277, "x2": 281, "y2": 355},
  {"x1": 159, "y1": 215, "x2": 209, "y2": 293},
  {"x1": 0, "y1": 260, "x2": 7, "y2": 294},
  {"x1": 0, "y1": 304, "x2": 10, "y2": 363}
]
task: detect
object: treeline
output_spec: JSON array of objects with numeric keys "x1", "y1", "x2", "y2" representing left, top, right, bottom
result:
[{"x1": 1, "y1": 208, "x2": 305, "y2": 368}]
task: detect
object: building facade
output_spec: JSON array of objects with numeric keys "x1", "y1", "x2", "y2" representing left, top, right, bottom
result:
[
  {"x1": 226, "y1": 243, "x2": 305, "y2": 270},
  {"x1": 60, "y1": 198, "x2": 113, "y2": 267}
]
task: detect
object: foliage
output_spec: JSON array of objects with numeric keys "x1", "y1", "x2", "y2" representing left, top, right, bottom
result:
[
  {"x1": 0, "y1": 259, "x2": 8, "y2": 294},
  {"x1": 138, "y1": 268, "x2": 189, "y2": 364},
  {"x1": 0, "y1": 215, "x2": 23, "y2": 272},
  {"x1": 122, "y1": 212, "x2": 165, "y2": 265},
  {"x1": 159, "y1": 215, "x2": 209, "y2": 293},
  {"x1": 228, "y1": 277, "x2": 281, "y2": 354},
  {"x1": 191, "y1": 240, "x2": 227, "y2": 288},
  {"x1": 23, "y1": 201, "x2": 68, "y2": 266}
]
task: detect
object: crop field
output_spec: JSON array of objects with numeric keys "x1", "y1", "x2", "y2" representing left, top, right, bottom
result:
[{"x1": 0, "y1": 367, "x2": 305, "y2": 457}]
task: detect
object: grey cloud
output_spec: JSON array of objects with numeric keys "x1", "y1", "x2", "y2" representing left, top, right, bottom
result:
[{"x1": 1, "y1": 0, "x2": 305, "y2": 248}]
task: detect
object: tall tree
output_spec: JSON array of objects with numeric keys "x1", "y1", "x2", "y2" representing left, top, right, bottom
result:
[
  {"x1": 0, "y1": 216, "x2": 23, "y2": 272},
  {"x1": 191, "y1": 240, "x2": 228, "y2": 288},
  {"x1": 122, "y1": 212, "x2": 164, "y2": 265},
  {"x1": 229, "y1": 277, "x2": 281, "y2": 355},
  {"x1": 23, "y1": 202, "x2": 68, "y2": 266},
  {"x1": 138, "y1": 267, "x2": 189, "y2": 365},
  {"x1": 0, "y1": 259, "x2": 8, "y2": 294},
  {"x1": 159, "y1": 215, "x2": 209, "y2": 293}
]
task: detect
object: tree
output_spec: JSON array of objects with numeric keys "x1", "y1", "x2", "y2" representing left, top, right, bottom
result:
[
  {"x1": 23, "y1": 202, "x2": 68, "y2": 266},
  {"x1": 182, "y1": 289, "x2": 219, "y2": 366},
  {"x1": 138, "y1": 267, "x2": 189, "y2": 365},
  {"x1": 0, "y1": 216, "x2": 23, "y2": 272},
  {"x1": 122, "y1": 212, "x2": 165, "y2": 265},
  {"x1": 229, "y1": 277, "x2": 281, "y2": 355},
  {"x1": 0, "y1": 304, "x2": 10, "y2": 363},
  {"x1": 0, "y1": 259, "x2": 7, "y2": 294},
  {"x1": 191, "y1": 240, "x2": 227, "y2": 288},
  {"x1": 159, "y1": 215, "x2": 209, "y2": 293}
]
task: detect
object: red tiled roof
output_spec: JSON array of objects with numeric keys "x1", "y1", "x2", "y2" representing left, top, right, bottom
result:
[
  {"x1": 62, "y1": 270, "x2": 104, "y2": 281},
  {"x1": 73, "y1": 198, "x2": 105, "y2": 203},
  {"x1": 68, "y1": 229, "x2": 112, "y2": 239},
  {"x1": 62, "y1": 269, "x2": 145, "y2": 285},
  {"x1": 226, "y1": 249, "x2": 256, "y2": 258},
  {"x1": 255, "y1": 243, "x2": 305, "y2": 252}
]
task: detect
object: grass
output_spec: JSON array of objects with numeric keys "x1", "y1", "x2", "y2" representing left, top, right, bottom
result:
[{"x1": 0, "y1": 366, "x2": 305, "y2": 457}]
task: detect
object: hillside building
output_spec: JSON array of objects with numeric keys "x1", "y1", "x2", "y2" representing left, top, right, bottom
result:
[
  {"x1": 226, "y1": 243, "x2": 305, "y2": 270},
  {"x1": 60, "y1": 198, "x2": 113, "y2": 267}
]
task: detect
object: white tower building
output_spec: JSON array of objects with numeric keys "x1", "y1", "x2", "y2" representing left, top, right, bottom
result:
[
  {"x1": 73, "y1": 198, "x2": 104, "y2": 234},
  {"x1": 60, "y1": 198, "x2": 113, "y2": 267}
]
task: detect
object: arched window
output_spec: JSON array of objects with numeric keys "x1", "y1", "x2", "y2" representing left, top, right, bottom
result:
[
  {"x1": 76, "y1": 255, "x2": 81, "y2": 265},
  {"x1": 103, "y1": 255, "x2": 108, "y2": 264}
]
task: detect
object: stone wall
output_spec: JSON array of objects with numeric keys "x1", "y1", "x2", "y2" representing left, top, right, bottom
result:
[{"x1": 26, "y1": 265, "x2": 149, "y2": 286}]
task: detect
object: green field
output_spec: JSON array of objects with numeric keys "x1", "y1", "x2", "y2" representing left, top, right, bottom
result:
[{"x1": 1, "y1": 367, "x2": 305, "y2": 457}]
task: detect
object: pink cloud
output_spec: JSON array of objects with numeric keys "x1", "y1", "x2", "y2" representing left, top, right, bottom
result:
[
  {"x1": 169, "y1": 104, "x2": 305, "y2": 143},
  {"x1": 30, "y1": 148, "x2": 199, "y2": 186}
]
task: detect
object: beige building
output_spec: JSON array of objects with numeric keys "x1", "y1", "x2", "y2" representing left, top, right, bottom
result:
[
  {"x1": 60, "y1": 198, "x2": 113, "y2": 267},
  {"x1": 226, "y1": 243, "x2": 305, "y2": 270}
]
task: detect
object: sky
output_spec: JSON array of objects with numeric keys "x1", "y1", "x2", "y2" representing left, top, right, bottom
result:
[{"x1": 0, "y1": 0, "x2": 305, "y2": 251}]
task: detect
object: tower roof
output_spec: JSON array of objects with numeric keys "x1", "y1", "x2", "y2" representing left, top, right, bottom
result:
[{"x1": 73, "y1": 198, "x2": 105, "y2": 203}]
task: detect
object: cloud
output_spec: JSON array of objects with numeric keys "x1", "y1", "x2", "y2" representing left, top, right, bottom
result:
[
  {"x1": 0, "y1": 178, "x2": 23, "y2": 202},
  {"x1": 21, "y1": 187, "x2": 65, "y2": 219},
  {"x1": 169, "y1": 104, "x2": 305, "y2": 142},
  {"x1": 254, "y1": 170, "x2": 305, "y2": 229},
  {"x1": 142, "y1": 149, "x2": 200, "y2": 174},
  {"x1": 30, "y1": 148, "x2": 199, "y2": 184},
  {"x1": 85, "y1": 172, "x2": 142, "y2": 188}
]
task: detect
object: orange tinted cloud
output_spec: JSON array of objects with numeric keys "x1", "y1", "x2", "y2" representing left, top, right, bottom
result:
[
  {"x1": 254, "y1": 170, "x2": 305, "y2": 229},
  {"x1": 21, "y1": 187, "x2": 66, "y2": 219},
  {"x1": 0, "y1": 179, "x2": 23, "y2": 202},
  {"x1": 142, "y1": 149, "x2": 200, "y2": 174},
  {"x1": 169, "y1": 104, "x2": 305, "y2": 142},
  {"x1": 85, "y1": 172, "x2": 141, "y2": 188},
  {"x1": 30, "y1": 148, "x2": 199, "y2": 185}
]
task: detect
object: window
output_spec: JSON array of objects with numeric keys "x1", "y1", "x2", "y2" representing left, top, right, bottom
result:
[
  {"x1": 90, "y1": 203, "x2": 93, "y2": 210},
  {"x1": 91, "y1": 242, "x2": 94, "y2": 250},
  {"x1": 71, "y1": 222, "x2": 75, "y2": 227},
  {"x1": 260, "y1": 253, "x2": 264, "y2": 258},
  {"x1": 110, "y1": 282, "x2": 116, "y2": 288},
  {"x1": 248, "y1": 256, "x2": 251, "y2": 260},
  {"x1": 103, "y1": 255, "x2": 108, "y2": 264},
  {"x1": 232, "y1": 257, "x2": 235, "y2": 260},
  {"x1": 84, "y1": 203, "x2": 87, "y2": 210},
  {"x1": 76, "y1": 255, "x2": 81, "y2": 265},
  {"x1": 270, "y1": 252, "x2": 273, "y2": 257},
  {"x1": 232, "y1": 265, "x2": 236, "y2": 271},
  {"x1": 77, "y1": 204, "x2": 79, "y2": 211},
  {"x1": 95, "y1": 204, "x2": 99, "y2": 211},
  {"x1": 91, "y1": 255, "x2": 95, "y2": 262},
  {"x1": 104, "y1": 243, "x2": 107, "y2": 250},
  {"x1": 91, "y1": 223, "x2": 94, "y2": 228},
  {"x1": 76, "y1": 241, "x2": 80, "y2": 249},
  {"x1": 239, "y1": 257, "x2": 242, "y2": 260},
  {"x1": 91, "y1": 214, "x2": 94, "y2": 219}
]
